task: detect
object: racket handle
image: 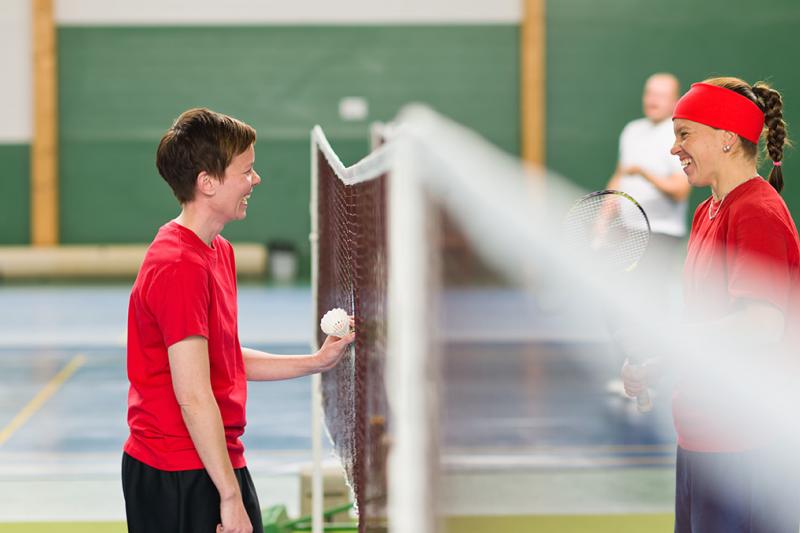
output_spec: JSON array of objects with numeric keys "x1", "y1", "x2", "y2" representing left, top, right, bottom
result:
[{"x1": 636, "y1": 389, "x2": 653, "y2": 412}]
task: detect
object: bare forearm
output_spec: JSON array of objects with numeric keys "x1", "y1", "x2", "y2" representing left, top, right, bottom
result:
[
  {"x1": 244, "y1": 330, "x2": 356, "y2": 382},
  {"x1": 179, "y1": 395, "x2": 240, "y2": 501},
  {"x1": 168, "y1": 336, "x2": 252, "y2": 531},
  {"x1": 641, "y1": 171, "x2": 690, "y2": 201},
  {"x1": 242, "y1": 347, "x2": 322, "y2": 381},
  {"x1": 683, "y1": 304, "x2": 784, "y2": 350},
  {"x1": 646, "y1": 303, "x2": 784, "y2": 376},
  {"x1": 627, "y1": 302, "x2": 783, "y2": 383}
]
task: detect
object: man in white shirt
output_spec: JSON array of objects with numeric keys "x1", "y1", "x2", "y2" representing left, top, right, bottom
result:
[
  {"x1": 608, "y1": 73, "x2": 689, "y2": 238},
  {"x1": 607, "y1": 74, "x2": 689, "y2": 310}
]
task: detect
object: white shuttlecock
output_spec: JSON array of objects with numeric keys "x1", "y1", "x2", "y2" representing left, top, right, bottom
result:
[{"x1": 320, "y1": 308, "x2": 351, "y2": 337}]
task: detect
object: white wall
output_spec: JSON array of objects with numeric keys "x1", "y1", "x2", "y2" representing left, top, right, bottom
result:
[
  {"x1": 56, "y1": 0, "x2": 521, "y2": 25},
  {"x1": 0, "y1": 0, "x2": 31, "y2": 143}
]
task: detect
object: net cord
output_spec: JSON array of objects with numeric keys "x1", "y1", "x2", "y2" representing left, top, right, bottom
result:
[{"x1": 311, "y1": 125, "x2": 394, "y2": 186}]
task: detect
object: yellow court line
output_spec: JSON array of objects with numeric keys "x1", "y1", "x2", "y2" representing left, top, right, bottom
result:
[{"x1": 0, "y1": 353, "x2": 88, "y2": 447}]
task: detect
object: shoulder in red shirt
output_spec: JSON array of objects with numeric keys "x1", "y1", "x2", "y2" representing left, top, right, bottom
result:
[{"x1": 685, "y1": 177, "x2": 800, "y2": 321}]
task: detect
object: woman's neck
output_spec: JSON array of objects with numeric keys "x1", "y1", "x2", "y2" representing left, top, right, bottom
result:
[
  {"x1": 174, "y1": 205, "x2": 224, "y2": 247},
  {"x1": 710, "y1": 160, "x2": 758, "y2": 201}
]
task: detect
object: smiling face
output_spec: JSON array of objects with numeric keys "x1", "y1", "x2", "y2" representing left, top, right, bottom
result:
[
  {"x1": 670, "y1": 119, "x2": 728, "y2": 188},
  {"x1": 208, "y1": 144, "x2": 260, "y2": 223}
]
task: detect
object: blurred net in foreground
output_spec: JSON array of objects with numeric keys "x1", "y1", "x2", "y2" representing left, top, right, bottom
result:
[
  {"x1": 311, "y1": 107, "x2": 800, "y2": 532},
  {"x1": 311, "y1": 114, "x2": 678, "y2": 533},
  {"x1": 384, "y1": 108, "x2": 684, "y2": 533},
  {"x1": 311, "y1": 109, "x2": 681, "y2": 533}
]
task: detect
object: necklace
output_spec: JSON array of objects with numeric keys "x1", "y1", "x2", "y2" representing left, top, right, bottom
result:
[
  {"x1": 708, "y1": 197, "x2": 724, "y2": 219},
  {"x1": 708, "y1": 176, "x2": 760, "y2": 220}
]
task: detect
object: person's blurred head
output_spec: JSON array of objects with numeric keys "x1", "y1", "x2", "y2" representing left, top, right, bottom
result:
[{"x1": 643, "y1": 73, "x2": 680, "y2": 123}]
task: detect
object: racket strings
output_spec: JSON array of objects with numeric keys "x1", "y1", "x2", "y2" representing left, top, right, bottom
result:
[{"x1": 564, "y1": 192, "x2": 650, "y2": 271}]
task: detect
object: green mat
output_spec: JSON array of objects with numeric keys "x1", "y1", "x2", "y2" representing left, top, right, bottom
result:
[{"x1": 445, "y1": 514, "x2": 673, "y2": 533}]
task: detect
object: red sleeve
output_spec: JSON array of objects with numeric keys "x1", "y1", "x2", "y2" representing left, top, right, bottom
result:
[
  {"x1": 146, "y1": 260, "x2": 211, "y2": 348},
  {"x1": 728, "y1": 215, "x2": 793, "y2": 313}
]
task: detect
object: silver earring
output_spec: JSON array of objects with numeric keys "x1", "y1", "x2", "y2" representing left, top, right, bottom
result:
[{"x1": 723, "y1": 145, "x2": 731, "y2": 152}]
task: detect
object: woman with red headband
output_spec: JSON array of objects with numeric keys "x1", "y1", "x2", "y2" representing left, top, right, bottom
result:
[{"x1": 623, "y1": 77, "x2": 800, "y2": 532}]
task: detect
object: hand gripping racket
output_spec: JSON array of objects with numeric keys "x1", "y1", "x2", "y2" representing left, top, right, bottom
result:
[{"x1": 564, "y1": 189, "x2": 653, "y2": 412}]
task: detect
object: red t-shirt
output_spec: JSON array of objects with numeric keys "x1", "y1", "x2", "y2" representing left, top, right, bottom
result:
[
  {"x1": 124, "y1": 221, "x2": 247, "y2": 471},
  {"x1": 676, "y1": 177, "x2": 800, "y2": 452}
]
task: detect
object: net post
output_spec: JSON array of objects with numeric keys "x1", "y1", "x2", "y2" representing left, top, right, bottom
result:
[
  {"x1": 386, "y1": 137, "x2": 439, "y2": 533},
  {"x1": 310, "y1": 372, "x2": 323, "y2": 533},
  {"x1": 309, "y1": 128, "x2": 324, "y2": 533}
]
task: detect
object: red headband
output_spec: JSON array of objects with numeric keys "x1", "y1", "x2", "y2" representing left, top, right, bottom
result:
[{"x1": 673, "y1": 82, "x2": 764, "y2": 143}]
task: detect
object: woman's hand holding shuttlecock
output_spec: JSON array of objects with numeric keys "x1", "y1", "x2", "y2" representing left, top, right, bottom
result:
[{"x1": 316, "y1": 308, "x2": 356, "y2": 371}]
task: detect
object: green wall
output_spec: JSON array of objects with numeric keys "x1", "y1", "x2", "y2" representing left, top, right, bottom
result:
[
  {"x1": 58, "y1": 25, "x2": 520, "y2": 274},
  {"x1": 51, "y1": 7, "x2": 800, "y2": 267},
  {"x1": 0, "y1": 144, "x2": 30, "y2": 244},
  {"x1": 546, "y1": 0, "x2": 800, "y2": 217}
]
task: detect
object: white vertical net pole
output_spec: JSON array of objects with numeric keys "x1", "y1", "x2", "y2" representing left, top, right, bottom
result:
[
  {"x1": 386, "y1": 136, "x2": 439, "y2": 533},
  {"x1": 311, "y1": 372, "x2": 323, "y2": 533},
  {"x1": 309, "y1": 132, "x2": 324, "y2": 533}
]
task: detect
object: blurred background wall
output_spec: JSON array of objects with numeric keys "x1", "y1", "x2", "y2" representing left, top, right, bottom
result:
[
  {"x1": 1, "y1": 0, "x2": 799, "y2": 278},
  {"x1": 1, "y1": 0, "x2": 33, "y2": 245}
]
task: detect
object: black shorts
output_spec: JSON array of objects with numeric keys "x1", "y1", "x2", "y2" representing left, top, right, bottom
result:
[{"x1": 122, "y1": 452, "x2": 263, "y2": 533}]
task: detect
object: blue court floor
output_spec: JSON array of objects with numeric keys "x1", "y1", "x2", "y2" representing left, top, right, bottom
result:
[{"x1": 0, "y1": 283, "x2": 676, "y2": 521}]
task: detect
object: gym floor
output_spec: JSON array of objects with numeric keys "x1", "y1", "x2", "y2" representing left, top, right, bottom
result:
[{"x1": 0, "y1": 283, "x2": 676, "y2": 531}]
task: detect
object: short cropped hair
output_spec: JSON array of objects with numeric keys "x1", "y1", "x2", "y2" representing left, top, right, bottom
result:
[{"x1": 156, "y1": 108, "x2": 256, "y2": 204}]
